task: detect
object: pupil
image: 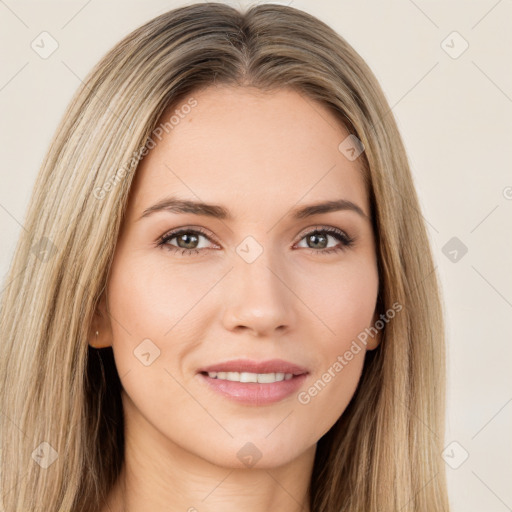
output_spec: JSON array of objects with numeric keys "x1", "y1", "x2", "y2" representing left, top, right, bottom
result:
[{"x1": 179, "y1": 233, "x2": 197, "y2": 249}]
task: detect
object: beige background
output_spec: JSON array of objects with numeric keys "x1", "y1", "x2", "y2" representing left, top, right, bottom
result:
[{"x1": 1, "y1": 1, "x2": 511, "y2": 510}]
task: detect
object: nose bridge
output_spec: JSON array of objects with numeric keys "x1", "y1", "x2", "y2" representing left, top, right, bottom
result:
[{"x1": 222, "y1": 241, "x2": 295, "y2": 335}]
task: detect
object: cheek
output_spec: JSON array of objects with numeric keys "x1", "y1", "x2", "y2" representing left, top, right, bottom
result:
[
  {"x1": 291, "y1": 259, "x2": 378, "y2": 435},
  {"x1": 105, "y1": 254, "x2": 214, "y2": 441},
  {"x1": 107, "y1": 252, "x2": 218, "y2": 342},
  {"x1": 104, "y1": 254, "x2": 183, "y2": 383},
  {"x1": 296, "y1": 255, "x2": 379, "y2": 343},
  {"x1": 105, "y1": 251, "x2": 221, "y2": 401},
  {"x1": 297, "y1": 350, "x2": 366, "y2": 442}
]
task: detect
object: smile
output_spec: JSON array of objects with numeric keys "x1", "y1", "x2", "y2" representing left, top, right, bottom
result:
[{"x1": 206, "y1": 371, "x2": 294, "y2": 383}]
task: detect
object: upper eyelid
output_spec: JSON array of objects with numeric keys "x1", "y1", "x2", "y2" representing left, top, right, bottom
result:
[
  {"x1": 296, "y1": 225, "x2": 348, "y2": 237},
  {"x1": 160, "y1": 226, "x2": 218, "y2": 244}
]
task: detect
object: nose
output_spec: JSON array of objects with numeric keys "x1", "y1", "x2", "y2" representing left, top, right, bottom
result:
[{"x1": 221, "y1": 250, "x2": 296, "y2": 337}]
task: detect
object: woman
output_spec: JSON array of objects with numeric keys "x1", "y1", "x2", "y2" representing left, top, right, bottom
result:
[{"x1": 0, "y1": 3, "x2": 450, "y2": 511}]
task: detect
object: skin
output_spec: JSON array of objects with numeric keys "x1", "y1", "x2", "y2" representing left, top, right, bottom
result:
[{"x1": 91, "y1": 85, "x2": 381, "y2": 512}]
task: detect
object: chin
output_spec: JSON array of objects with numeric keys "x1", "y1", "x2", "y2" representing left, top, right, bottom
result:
[{"x1": 197, "y1": 436, "x2": 310, "y2": 470}]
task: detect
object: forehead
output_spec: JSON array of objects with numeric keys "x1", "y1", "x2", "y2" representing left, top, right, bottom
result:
[{"x1": 127, "y1": 86, "x2": 369, "y2": 222}]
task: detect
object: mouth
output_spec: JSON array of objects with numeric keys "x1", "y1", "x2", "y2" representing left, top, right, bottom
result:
[{"x1": 196, "y1": 359, "x2": 309, "y2": 405}]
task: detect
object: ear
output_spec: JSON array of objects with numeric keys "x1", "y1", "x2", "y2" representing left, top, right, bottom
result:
[
  {"x1": 365, "y1": 310, "x2": 383, "y2": 351},
  {"x1": 88, "y1": 291, "x2": 113, "y2": 349}
]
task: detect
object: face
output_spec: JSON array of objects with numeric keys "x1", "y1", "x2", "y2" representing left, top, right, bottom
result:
[{"x1": 97, "y1": 85, "x2": 380, "y2": 469}]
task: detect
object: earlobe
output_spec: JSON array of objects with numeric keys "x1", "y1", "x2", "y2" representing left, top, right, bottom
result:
[
  {"x1": 365, "y1": 310, "x2": 383, "y2": 351},
  {"x1": 365, "y1": 330, "x2": 381, "y2": 351},
  {"x1": 89, "y1": 328, "x2": 100, "y2": 348},
  {"x1": 89, "y1": 327, "x2": 112, "y2": 349},
  {"x1": 88, "y1": 293, "x2": 113, "y2": 348}
]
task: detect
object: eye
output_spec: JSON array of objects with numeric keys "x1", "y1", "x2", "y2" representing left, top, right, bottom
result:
[
  {"x1": 295, "y1": 226, "x2": 355, "y2": 255},
  {"x1": 157, "y1": 227, "x2": 218, "y2": 256},
  {"x1": 156, "y1": 225, "x2": 355, "y2": 257}
]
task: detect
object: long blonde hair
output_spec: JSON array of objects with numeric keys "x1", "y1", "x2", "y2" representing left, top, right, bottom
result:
[{"x1": 0, "y1": 3, "x2": 449, "y2": 511}]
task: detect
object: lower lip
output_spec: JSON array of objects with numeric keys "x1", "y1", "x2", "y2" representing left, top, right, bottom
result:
[{"x1": 198, "y1": 373, "x2": 308, "y2": 405}]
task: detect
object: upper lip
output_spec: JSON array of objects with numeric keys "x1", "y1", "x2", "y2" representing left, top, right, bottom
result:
[{"x1": 198, "y1": 358, "x2": 309, "y2": 376}]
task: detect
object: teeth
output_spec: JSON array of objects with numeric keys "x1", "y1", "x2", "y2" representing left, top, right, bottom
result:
[
  {"x1": 257, "y1": 373, "x2": 277, "y2": 384},
  {"x1": 207, "y1": 371, "x2": 294, "y2": 383},
  {"x1": 240, "y1": 372, "x2": 257, "y2": 383}
]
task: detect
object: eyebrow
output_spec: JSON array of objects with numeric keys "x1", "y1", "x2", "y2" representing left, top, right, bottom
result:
[{"x1": 138, "y1": 196, "x2": 369, "y2": 222}]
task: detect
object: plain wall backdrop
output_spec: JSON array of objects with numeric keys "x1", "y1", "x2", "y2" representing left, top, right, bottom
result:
[{"x1": 1, "y1": 1, "x2": 511, "y2": 510}]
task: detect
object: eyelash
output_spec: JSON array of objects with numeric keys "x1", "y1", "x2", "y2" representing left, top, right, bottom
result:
[{"x1": 156, "y1": 225, "x2": 355, "y2": 257}]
